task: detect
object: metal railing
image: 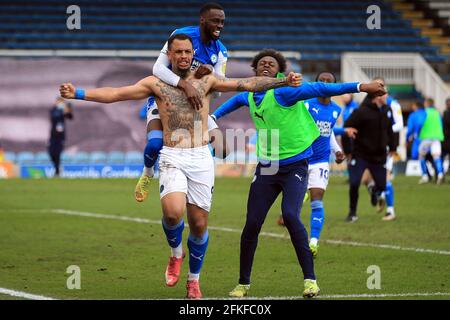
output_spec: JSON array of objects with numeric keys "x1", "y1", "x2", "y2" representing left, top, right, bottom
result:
[{"x1": 341, "y1": 52, "x2": 450, "y2": 111}]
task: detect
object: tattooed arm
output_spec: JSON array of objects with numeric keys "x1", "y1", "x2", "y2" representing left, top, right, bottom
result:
[
  {"x1": 210, "y1": 72, "x2": 302, "y2": 93},
  {"x1": 60, "y1": 76, "x2": 156, "y2": 103}
]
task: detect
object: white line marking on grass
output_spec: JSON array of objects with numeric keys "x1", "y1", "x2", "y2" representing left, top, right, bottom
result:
[
  {"x1": 3, "y1": 208, "x2": 450, "y2": 256},
  {"x1": 318, "y1": 292, "x2": 450, "y2": 299},
  {"x1": 196, "y1": 292, "x2": 450, "y2": 300},
  {"x1": 0, "y1": 288, "x2": 55, "y2": 300},
  {"x1": 323, "y1": 239, "x2": 450, "y2": 256},
  {"x1": 52, "y1": 209, "x2": 160, "y2": 225},
  {"x1": 52, "y1": 209, "x2": 450, "y2": 256}
]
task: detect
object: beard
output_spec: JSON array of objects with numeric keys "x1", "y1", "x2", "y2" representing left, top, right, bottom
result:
[{"x1": 178, "y1": 67, "x2": 190, "y2": 79}]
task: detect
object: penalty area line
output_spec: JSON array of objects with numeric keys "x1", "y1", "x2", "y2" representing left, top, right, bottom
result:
[{"x1": 0, "y1": 287, "x2": 55, "y2": 300}]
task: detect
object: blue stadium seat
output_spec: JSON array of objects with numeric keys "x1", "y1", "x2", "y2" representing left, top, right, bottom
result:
[
  {"x1": 61, "y1": 152, "x2": 76, "y2": 164},
  {"x1": 4, "y1": 151, "x2": 16, "y2": 162},
  {"x1": 73, "y1": 152, "x2": 90, "y2": 164},
  {"x1": 125, "y1": 151, "x2": 143, "y2": 164},
  {"x1": 16, "y1": 152, "x2": 35, "y2": 164},
  {"x1": 107, "y1": 151, "x2": 125, "y2": 164},
  {"x1": 89, "y1": 151, "x2": 107, "y2": 164},
  {"x1": 34, "y1": 152, "x2": 51, "y2": 165},
  {"x1": 0, "y1": 0, "x2": 446, "y2": 64}
]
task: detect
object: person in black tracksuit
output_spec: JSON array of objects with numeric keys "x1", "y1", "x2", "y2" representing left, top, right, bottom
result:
[
  {"x1": 343, "y1": 92, "x2": 397, "y2": 222},
  {"x1": 48, "y1": 98, "x2": 73, "y2": 177}
]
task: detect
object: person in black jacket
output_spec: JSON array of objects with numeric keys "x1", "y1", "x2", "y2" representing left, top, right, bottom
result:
[
  {"x1": 343, "y1": 90, "x2": 397, "y2": 222},
  {"x1": 48, "y1": 98, "x2": 73, "y2": 177}
]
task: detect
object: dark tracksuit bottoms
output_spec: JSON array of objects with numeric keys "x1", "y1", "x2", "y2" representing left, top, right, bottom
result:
[
  {"x1": 239, "y1": 159, "x2": 315, "y2": 285},
  {"x1": 344, "y1": 99, "x2": 397, "y2": 217},
  {"x1": 348, "y1": 157, "x2": 386, "y2": 215}
]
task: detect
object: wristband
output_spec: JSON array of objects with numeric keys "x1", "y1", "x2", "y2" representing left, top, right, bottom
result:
[{"x1": 75, "y1": 88, "x2": 85, "y2": 100}]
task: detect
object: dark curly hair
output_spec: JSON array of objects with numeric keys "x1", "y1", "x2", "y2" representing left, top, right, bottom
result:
[{"x1": 251, "y1": 49, "x2": 287, "y2": 73}]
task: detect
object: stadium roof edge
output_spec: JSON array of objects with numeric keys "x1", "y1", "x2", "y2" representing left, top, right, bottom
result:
[{"x1": 0, "y1": 49, "x2": 301, "y2": 60}]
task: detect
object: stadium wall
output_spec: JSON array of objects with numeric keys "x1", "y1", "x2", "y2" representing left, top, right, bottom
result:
[{"x1": 0, "y1": 57, "x2": 258, "y2": 154}]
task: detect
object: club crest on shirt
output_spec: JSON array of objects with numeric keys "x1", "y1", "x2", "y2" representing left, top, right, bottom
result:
[
  {"x1": 211, "y1": 54, "x2": 218, "y2": 64},
  {"x1": 333, "y1": 111, "x2": 338, "y2": 119}
]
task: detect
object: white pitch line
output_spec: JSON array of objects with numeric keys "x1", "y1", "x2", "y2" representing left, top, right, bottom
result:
[
  {"x1": 323, "y1": 239, "x2": 450, "y2": 256},
  {"x1": 53, "y1": 209, "x2": 160, "y2": 225},
  {"x1": 52, "y1": 209, "x2": 450, "y2": 256},
  {"x1": 2, "y1": 210, "x2": 449, "y2": 301},
  {"x1": 318, "y1": 292, "x2": 450, "y2": 299},
  {"x1": 0, "y1": 288, "x2": 55, "y2": 300},
  {"x1": 3, "y1": 208, "x2": 450, "y2": 256},
  {"x1": 196, "y1": 292, "x2": 450, "y2": 300},
  {"x1": 1, "y1": 286, "x2": 449, "y2": 300}
]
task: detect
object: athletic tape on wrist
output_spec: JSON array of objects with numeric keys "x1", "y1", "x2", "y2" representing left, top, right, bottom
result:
[{"x1": 75, "y1": 88, "x2": 85, "y2": 100}]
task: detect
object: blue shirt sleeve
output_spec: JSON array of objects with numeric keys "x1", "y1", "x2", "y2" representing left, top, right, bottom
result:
[
  {"x1": 218, "y1": 41, "x2": 228, "y2": 58},
  {"x1": 333, "y1": 127, "x2": 345, "y2": 136},
  {"x1": 274, "y1": 82, "x2": 360, "y2": 107},
  {"x1": 406, "y1": 113, "x2": 415, "y2": 140},
  {"x1": 213, "y1": 92, "x2": 249, "y2": 119},
  {"x1": 416, "y1": 110, "x2": 427, "y2": 134}
]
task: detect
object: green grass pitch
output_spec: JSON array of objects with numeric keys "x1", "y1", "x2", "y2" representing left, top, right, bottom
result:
[{"x1": 0, "y1": 176, "x2": 449, "y2": 300}]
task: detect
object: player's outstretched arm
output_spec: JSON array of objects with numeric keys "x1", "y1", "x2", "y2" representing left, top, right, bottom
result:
[
  {"x1": 359, "y1": 82, "x2": 386, "y2": 96},
  {"x1": 212, "y1": 92, "x2": 249, "y2": 121},
  {"x1": 59, "y1": 77, "x2": 155, "y2": 103},
  {"x1": 211, "y1": 72, "x2": 301, "y2": 93},
  {"x1": 279, "y1": 81, "x2": 387, "y2": 107}
]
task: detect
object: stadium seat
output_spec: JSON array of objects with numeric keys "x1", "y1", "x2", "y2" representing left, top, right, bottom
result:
[
  {"x1": 34, "y1": 152, "x2": 51, "y2": 165},
  {"x1": 0, "y1": 0, "x2": 446, "y2": 64},
  {"x1": 107, "y1": 151, "x2": 125, "y2": 164},
  {"x1": 124, "y1": 151, "x2": 143, "y2": 164},
  {"x1": 16, "y1": 152, "x2": 35, "y2": 165},
  {"x1": 4, "y1": 151, "x2": 16, "y2": 162},
  {"x1": 73, "y1": 152, "x2": 90, "y2": 164},
  {"x1": 61, "y1": 153, "x2": 75, "y2": 164},
  {"x1": 89, "y1": 151, "x2": 107, "y2": 164}
]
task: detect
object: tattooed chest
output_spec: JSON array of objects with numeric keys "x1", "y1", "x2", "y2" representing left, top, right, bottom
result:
[{"x1": 156, "y1": 80, "x2": 208, "y2": 131}]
